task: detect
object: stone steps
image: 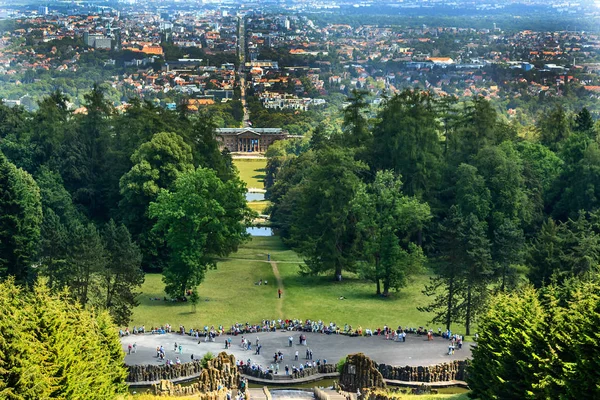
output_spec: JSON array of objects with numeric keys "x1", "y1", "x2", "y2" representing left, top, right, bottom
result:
[{"x1": 247, "y1": 388, "x2": 268, "y2": 400}]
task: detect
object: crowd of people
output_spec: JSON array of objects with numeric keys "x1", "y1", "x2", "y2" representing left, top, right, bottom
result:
[
  {"x1": 122, "y1": 318, "x2": 469, "y2": 368},
  {"x1": 121, "y1": 318, "x2": 470, "y2": 343}
]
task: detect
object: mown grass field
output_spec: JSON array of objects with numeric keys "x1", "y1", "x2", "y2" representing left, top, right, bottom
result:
[
  {"x1": 233, "y1": 158, "x2": 267, "y2": 189},
  {"x1": 248, "y1": 200, "x2": 270, "y2": 214},
  {"x1": 129, "y1": 236, "x2": 440, "y2": 331}
]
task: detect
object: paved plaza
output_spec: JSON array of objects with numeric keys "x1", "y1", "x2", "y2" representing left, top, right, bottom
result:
[{"x1": 121, "y1": 331, "x2": 471, "y2": 368}]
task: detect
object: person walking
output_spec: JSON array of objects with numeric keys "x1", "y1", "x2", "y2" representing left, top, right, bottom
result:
[
  {"x1": 295, "y1": 350, "x2": 299, "y2": 361},
  {"x1": 278, "y1": 289, "x2": 282, "y2": 298}
]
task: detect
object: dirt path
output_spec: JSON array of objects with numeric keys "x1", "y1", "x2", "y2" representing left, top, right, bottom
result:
[{"x1": 270, "y1": 261, "x2": 284, "y2": 319}]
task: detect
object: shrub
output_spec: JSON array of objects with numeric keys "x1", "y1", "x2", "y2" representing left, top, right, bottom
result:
[
  {"x1": 337, "y1": 357, "x2": 347, "y2": 374},
  {"x1": 201, "y1": 352, "x2": 215, "y2": 368}
]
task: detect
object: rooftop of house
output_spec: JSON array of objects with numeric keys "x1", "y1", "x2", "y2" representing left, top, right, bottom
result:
[{"x1": 216, "y1": 128, "x2": 285, "y2": 135}]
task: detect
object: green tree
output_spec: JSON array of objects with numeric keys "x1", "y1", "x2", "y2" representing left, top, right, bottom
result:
[
  {"x1": 422, "y1": 164, "x2": 493, "y2": 334},
  {"x1": 371, "y1": 90, "x2": 442, "y2": 198},
  {"x1": 353, "y1": 170, "x2": 430, "y2": 295},
  {"x1": 574, "y1": 107, "x2": 596, "y2": 138},
  {"x1": 456, "y1": 212, "x2": 492, "y2": 336},
  {"x1": 30, "y1": 90, "x2": 71, "y2": 171},
  {"x1": 468, "y1": 278, "x2": 600, "y2": 399},
  {"x1": 537, "y1": 105, "x2": 571, "y2": 152},
  {"x1": 551, "y1": 136, "x2": 600, "y2": 220},
  {"x1": 149, "y1": 167, "x2": 251, "y2": 298},
  {"x1": 0, "y1": 151, "x2": 43, "y2": 282},
  {"x1": 102, "y1": 219, "x2": 144, "y2": 325},
  {"x1": 342, "y1": 90, "x2": 371, "y2": 150},
  {"x1": 473, "y1": 142, "x2": 534, "y2": 230},
  {"x1": 66, "y1": 221, "x2": 107, "y2": 307},
  {"x1": 493, "y1": 218, "x2": 526, "y2": 292},
  {"x1": 468, "y1": 286, "x2": 546, "y2": 399},
  {"x1": 420, "y1": 206, "x2": 465, "y2": 331},
  {"x1": 285, "y1": 148, "x2": 367, "y2": 280},
  {"x1": 119, "y1": 131, "x2": 194, "y2": 270},
  {"x1": 451, "y1": 97, "x2": 501, "y2": 164},
  {"x1": 527, "y1": 218, "x2": 564, "y2": 287},
  {"x1": 0, "y1": 278, "x2": 127, "y2": 399}
]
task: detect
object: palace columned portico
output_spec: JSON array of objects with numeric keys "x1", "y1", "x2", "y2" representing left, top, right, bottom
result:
[
  {"x1": 237, "y1": 136, "x2": 262, "y2": 152},
  {"x1": 216, "y1": 128, "x2": 293, "y2": 153}
]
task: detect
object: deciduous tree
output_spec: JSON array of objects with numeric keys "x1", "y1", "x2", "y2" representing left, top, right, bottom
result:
[{"x1": 149, "y1": 167, "x2": 251, "y2": 298}]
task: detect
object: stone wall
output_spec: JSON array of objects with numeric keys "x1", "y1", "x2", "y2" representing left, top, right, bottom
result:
[
  {"x1": 197, "y1": 352, "x2": 240, "y2": 392},
  {"x1": 152, "y1": 379, "x2": 230, "y2": 398},
  {"x1": 127, "y1": 360, "x2": 203, "y2": 383},
  {"x1": 376, "y1": 360, "x2": 469, "y2": 382},
  {"x1": 339, "y1": 353, "x2": 386, "y2": 392},
  {"x1": 149, "y1": 352, "x2": 241, "y2": 397},
  {"x1": 241, "y1": 364, "x2": 337, "y2": 380}
]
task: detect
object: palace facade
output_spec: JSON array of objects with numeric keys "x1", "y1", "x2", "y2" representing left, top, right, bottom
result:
[{"x1": 216, "y1": 128, "x2": 292, "y2": 153}]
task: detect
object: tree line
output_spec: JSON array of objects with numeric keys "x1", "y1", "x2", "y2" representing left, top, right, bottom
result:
[
  {"x1": 266, "y1": 90, "x2": 600, "y2": 338},
  {"x1": 0, "y1": 86, "x2": 252, "y2": 326}
]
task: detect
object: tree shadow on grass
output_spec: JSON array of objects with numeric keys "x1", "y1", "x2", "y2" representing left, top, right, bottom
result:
[{"x1": 252, "y1": 173, "x2": 266, "y2": 182}]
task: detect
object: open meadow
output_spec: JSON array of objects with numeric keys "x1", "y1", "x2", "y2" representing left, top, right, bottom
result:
[
  {"x1": 233, "y1": 158, "x2": 267, "y2": 190},
  {"x1": 129, "y1": 236, "x2": 441, "y2": 332}
]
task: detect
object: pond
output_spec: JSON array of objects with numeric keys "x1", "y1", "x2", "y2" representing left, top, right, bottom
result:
[
  {"x1": 246, "y1": 226, "x2": 273, "y2": 236},
  {"x1": 249, "y1": 378, "x2": 336, "y2": 390},
  {"x1": 270, "y1": 389, "x2": 315, "y2": 400},
  {"x1": 246, "y1": 192, "x2": 265, "y2": 202}
]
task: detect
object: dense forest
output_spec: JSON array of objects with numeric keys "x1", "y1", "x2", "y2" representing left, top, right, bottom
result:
[
  {"x1": 0, "y1": 86, "x2": 252, "y2": 327},
  {"x1": 2, "y1": 84, "x2": 600, "y2": 398},
  {"x1": 265, "y1": 90, "x2": 600, "y2": 398}
]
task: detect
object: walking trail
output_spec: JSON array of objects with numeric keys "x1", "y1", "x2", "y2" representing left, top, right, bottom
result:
[{"x1": 270, "y1": 261, "x2": 284, "y2": 319}]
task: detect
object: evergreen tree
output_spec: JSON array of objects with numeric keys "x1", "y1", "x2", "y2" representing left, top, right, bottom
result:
[
  {"x1": 573, "y1": 107, "x2": 595, "y2": 138},
  {"x1": 286, "y1": 148, "x2": 367, "y2": 280},
  {"x1": 353, "y1": 170, "x2": 430, "y2": 295},
  {"x1": 66, "y1": 221, "x2": 107, "y2": 307},
  {"x1": 537, "y1": 105, "x2": 571, "y2": 152},
  {"x1": 468, "y1": 286, "x2": 546, "y2": 399},
  {"x1": 61, "y1": 84, "x2": 114, "y2": 220},
  {"x1": 0, "y1": 278, "x2": 127, "y2": 399},
  {"x1": 371, "y1": 90, "x2": 442, "y2": 199},
  {"x1": 0, "y1": 151, "x2": 43, "y2": 283},
  {"x1": 420, "y1": 206, "x2": 465, "y2": 331},
  {"x1": 342, "y1": 90, "x2": 371, "y2": 151},
  {"x1": 102, "y1": 220, "x2": 144, "y2": 325}
]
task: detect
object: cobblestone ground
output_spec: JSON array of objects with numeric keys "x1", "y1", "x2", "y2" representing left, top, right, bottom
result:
[{"x1": 121, "y1": 331, "x2": 471, "y2": 368}]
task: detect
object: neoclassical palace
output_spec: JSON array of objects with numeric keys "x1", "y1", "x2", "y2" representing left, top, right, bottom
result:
[{"x1": 216, "y1": 128, "x2": 293, "y2": 153}]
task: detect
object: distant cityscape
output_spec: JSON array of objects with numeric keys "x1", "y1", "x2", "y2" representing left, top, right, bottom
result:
[{"x1": 0, "y1": 0, "x2": 598, "y2": 125}]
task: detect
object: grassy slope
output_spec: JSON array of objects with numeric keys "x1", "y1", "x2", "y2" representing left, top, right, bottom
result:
[
  {"x1": 248, "y1": 200, "x2": 270, "y2": 213},
  {"x1": 233, "y1": 158, "x2": 267, "y2": 189},
  {"x1": 130, "y1": 236, "x2": 438, "y2": 330}
]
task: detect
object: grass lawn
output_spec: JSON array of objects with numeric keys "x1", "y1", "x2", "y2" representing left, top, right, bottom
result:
[
  {"x1": 277, "y1": 262, "x2": 435, "y2": 329},
  {"x1": 233, "y1": 158, "x2": 267, "y2": 189},
  {"x1": 248, "y1": 200, "x2": 270, "y2": 214},
  {"x1": 130, "y1": 236, "x2": 445, "y2": 332}
]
